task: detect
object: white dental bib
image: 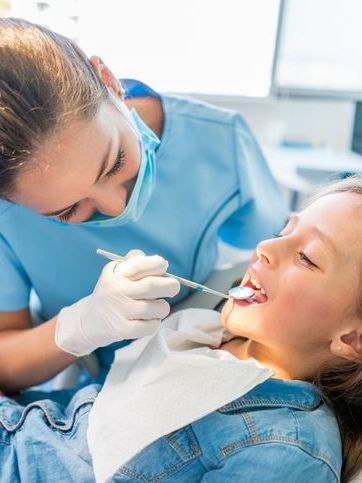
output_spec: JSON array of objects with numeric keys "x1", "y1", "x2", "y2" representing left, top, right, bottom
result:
[{"x1": 87, "y1": 308, "x2": 274, "y2": 482}]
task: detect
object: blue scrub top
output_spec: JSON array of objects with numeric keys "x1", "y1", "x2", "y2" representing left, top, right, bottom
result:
[{"x1": 0, "y1": 80, "x2": 287, "y2": 319}]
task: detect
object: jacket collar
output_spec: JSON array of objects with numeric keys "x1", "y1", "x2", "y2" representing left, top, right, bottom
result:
[{"x1": 218, "y1": 378, "x2": 321, "y2": 413}]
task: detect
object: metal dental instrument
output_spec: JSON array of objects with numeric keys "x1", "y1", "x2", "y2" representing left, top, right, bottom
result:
[
  {"x1": 228, "y1": 286, "x2": 255, "y2": 300},
  {"x1": 96, "y1": 248, "x2": 254, "y2": 300}
]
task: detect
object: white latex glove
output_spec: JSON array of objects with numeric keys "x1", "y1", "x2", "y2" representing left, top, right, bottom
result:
[{"x1": 55, "y1": 250, "x2": 180, "y2": 357}]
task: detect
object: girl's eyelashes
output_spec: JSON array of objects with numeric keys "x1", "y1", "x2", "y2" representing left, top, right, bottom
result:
[
  {"x1": 273, "y1": 218, "x2": 292, "y2": 238},
  {"x1": 273, "y1": 233, "x2": 319, "y2": 269},
  {"x1": 57, "y1": 202, "x2": 80, "y2": 222},
  {"x1": 105, "y1": 149, "x2": 126, "y2": 178},
  {"x1": 298, "y1": 251, "x2": 318, "y2": 269}
]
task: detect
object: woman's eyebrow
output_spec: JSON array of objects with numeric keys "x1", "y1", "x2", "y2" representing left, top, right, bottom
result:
[{"x1": 43, "y1": 138, "x2": 114, "y2": 217}]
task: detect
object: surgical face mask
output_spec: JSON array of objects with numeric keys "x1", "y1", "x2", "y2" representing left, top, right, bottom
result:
[{"x1": 49, "y1": 108, "x2": 160, "y2": 228}]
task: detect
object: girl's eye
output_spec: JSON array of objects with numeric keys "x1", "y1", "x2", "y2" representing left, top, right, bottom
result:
[
  {"x1": 298, "y1": 251, "x2": 318, "y2": 269},
  {"x1": 106, "y1": 149, "x2": 126, "y2": 178},
  {"x1": 57, "y1": 203, "x2": 79, "y2": 222},
  {"x1": 273, "y1": 218, "x2": 291, "y2": 238}
]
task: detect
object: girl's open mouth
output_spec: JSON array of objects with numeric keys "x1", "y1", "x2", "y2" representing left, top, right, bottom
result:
[{"x1": 234, "y1": 273, "x2": 268, "y2": 307}]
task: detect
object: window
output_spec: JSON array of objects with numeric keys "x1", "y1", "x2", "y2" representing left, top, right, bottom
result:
[
  {"x1": 273, "y1": 0, "x2": 362, "y2": 99},
  {"x1": 8, "y1": 0, "x2": 280, "y2": 97}
]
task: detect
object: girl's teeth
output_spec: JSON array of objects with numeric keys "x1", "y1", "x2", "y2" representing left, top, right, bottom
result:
[
  {"x1": 249, "y1": 275, "x2": 266, "y2": 294},
  {"x1": 250, "y1": 277, "x2": 261, "y2": 290}
]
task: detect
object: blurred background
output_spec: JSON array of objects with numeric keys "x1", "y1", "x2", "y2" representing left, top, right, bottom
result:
[{"x1": 2, "y1": 0, "x2": 362, "y2": 210}]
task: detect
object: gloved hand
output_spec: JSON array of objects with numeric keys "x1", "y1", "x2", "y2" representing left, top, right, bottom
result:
[{"x1": 55, "y1": 251, "x2": 180, "y2": 357}]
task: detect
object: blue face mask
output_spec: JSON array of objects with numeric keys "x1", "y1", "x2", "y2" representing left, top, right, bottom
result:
[{"x1": 49, "y1": 108, "x2": 160, "y2": 228}]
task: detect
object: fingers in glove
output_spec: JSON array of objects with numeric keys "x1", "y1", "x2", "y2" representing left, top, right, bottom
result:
[
  {"x1": 123, "y1": 276, "x2": 180, "y2": 300},
  {"x1": 125, "y1": 249, "x2": 146, "y2": 259},
  {"x1": 115, "y1": 318, "x2": 161, "y2": 339},
  {"x1": 124, "y1": 298, "x2": 171, "y2": 320},
  {"x1": 113, "y1": 255, "x2": 169, "y2": 280}
]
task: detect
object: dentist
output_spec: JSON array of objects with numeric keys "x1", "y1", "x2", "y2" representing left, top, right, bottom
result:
[{"x1": 0, "y1": 18, "x2": 287, "y2": 392}]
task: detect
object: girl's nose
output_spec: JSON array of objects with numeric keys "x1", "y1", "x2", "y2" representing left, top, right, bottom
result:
[{"x1": 256, "y1": 239, "x2": 275, "y2": 266}]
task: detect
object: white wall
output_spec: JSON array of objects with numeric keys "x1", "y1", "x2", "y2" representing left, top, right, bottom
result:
[{"x1": 194, "y1": 94, "x2": 355, "y2": 152}]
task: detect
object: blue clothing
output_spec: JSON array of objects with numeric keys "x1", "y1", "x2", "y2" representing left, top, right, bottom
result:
[
  {"x1": 0, "y1": 385, "x2": 97, "y2": 483},
  {"x1": 0, "y1": 80, "x2": 286, "y2": 371},
  {"x1": 0, "y1": 379, "x2": 341, "y2": 482},
  {"x1": 0, "y1": 80, "x2": 286, "y2": 313}
]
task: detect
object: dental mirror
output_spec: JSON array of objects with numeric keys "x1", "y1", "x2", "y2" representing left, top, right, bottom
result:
[{"x1": 228, "y1": 286, "x2": 255, "y2": 300}]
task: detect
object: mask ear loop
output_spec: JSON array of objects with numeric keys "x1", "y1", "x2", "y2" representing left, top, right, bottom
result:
[{"x1": 108, "y1": 88, "x2": 141, "y2": 141}]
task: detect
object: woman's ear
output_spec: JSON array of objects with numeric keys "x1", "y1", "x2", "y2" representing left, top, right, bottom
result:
[
  {"x1": 89, "y1": 56, "x2": 125, "y2": 100},
  {"x1": 331, "y1": 325, "x2": 362, "y2": 361}
]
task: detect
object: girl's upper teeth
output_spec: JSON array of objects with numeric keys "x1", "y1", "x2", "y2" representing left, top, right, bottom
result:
[
  {"x1": 250, "y1": 277, "x2": 261, "y2": 289},
  {"x1": 250, "y1": 276, "x2": 266, "y2": 295}
]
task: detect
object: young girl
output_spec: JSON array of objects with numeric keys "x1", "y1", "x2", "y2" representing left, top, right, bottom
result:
[
  {"x1": 0, "y1": 176, "x2": 361, "y2": 482},
  {"x1": 0, "y1": 18, "x2": 286, "y2": 392}
]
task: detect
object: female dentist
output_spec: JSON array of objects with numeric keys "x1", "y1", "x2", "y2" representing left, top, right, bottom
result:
[{"x1": 0, "y1": 18, "x2": 287, "y2": 392}]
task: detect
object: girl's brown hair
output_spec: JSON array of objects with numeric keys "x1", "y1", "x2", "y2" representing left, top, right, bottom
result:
[
  {"x1": 0, "y1": 17, "x2": 109, "y2": 198},
  {"x1": 307, "y1": 175, "x2": 362, "y2": 482}
]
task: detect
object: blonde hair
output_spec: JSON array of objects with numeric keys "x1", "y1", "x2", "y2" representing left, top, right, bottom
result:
[
  {"x1": 0, "y1": 17, "x2": 109, "y2": 198},
  {"x1": 308, "y1": 175, "x2": 362, "y2": 482}
]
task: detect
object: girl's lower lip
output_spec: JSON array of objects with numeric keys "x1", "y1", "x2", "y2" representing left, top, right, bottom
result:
[{"x1": 233, "y1": 298, "x2": 252, "y2": 307}]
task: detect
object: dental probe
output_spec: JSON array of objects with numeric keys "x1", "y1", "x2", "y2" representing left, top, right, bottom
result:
[{"x1": 96, "y1": 248, "x2": 254, "y2": 300}]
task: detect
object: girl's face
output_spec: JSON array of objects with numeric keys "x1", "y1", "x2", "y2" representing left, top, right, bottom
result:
[
  {"x1": 13, "y1": 98, "x2": 141, "y2": 223},
  {"x1": 222, "y1": 192, "x2": 362, "y2": 363}
]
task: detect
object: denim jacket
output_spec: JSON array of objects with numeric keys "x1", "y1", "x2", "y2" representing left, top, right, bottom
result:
[
  {"x1": 113, "y1": 378, "x2": 342, "y2": 482},
  {"x1": 0, "y1": 379, "x2": 341, "y2": 482}
]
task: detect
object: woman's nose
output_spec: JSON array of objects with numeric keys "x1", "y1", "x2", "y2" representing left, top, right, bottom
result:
[{"x1": 91, "y1": 185, "x2": 127, "y2": 217}]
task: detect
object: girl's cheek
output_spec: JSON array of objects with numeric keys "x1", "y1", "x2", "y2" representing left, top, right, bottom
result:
[{"x1": 220, "y1": 299, "x2": 234, "y2": 326}]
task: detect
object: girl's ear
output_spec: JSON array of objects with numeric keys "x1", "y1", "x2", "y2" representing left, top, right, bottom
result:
[
  {"x1": 331, "y1": 325, "x2": 362, "y2": 361},
  {"x1": 89, "y1": 56, "x2": 125, "y2": 100}
]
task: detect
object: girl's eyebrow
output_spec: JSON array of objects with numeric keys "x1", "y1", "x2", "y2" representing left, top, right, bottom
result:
[
  {"x1": 43, "y1": 138, "x2": 114, "y2": 217},
  {"x1": 289, "y1": 214, "x2": 337, "y2": 255}
]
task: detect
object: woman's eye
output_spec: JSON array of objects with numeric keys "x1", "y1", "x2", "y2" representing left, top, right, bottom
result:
[
  {"x1": 57, "y1": 203, "x2": 79, "y2": 222},
  {"x1": 298, "y1": 251, "x2": 318, "y2": 268},
  {"x1": 106, "y1": 149, "x2": 126, "y2": 178}
]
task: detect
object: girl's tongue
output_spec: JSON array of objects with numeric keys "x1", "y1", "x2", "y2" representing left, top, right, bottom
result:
[
  {"x1": 251, "y1": 290, "x2": 268, "y2": 304},
  {"x1": 236, "y1": 279, "x2": 268, "y2": 305}
]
